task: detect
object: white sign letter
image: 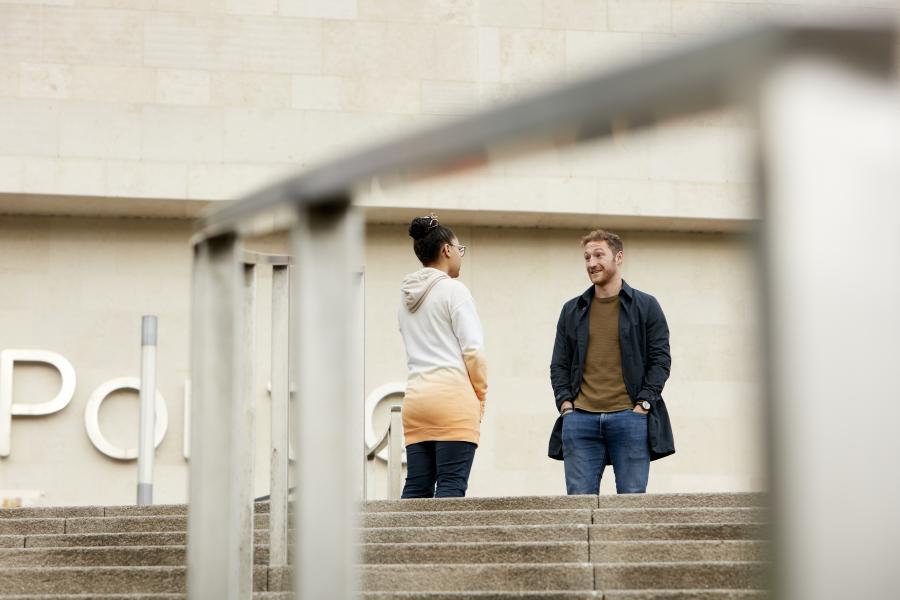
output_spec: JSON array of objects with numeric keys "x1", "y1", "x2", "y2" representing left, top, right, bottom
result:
[
  {"x1": 0, "y1": 350, "x2": 76, "y2": 457},
  {"x1": 84, "y1": 377, "x2": 168, "y2": 461}
]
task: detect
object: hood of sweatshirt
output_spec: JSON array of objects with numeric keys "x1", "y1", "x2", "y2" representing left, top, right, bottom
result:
[{"x1": 401, "y1": 267, "x2": 449, "y2": 313}]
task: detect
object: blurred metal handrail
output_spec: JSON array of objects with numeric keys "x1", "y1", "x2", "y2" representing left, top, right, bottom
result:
[
  {"x1": 186, "y1": 15, "x2": 899, "y2": 600},
  {"x1": 192, "y1": 17, "x2": 894, "y2": 245},
  {"x1": 365, "y1": 406, "x2": 403, "y2": 501}
]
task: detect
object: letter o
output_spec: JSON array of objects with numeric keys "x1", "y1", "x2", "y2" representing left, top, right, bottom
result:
[
  {"x1": 84, "y1": 377, "x2": 168, "y2": 461},
  {"x1": 364, "y1": 381, "x2": 406, "y2": 464}
]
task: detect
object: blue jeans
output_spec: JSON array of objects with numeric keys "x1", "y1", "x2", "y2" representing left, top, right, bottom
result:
[
  {"x1": 402, "y1": 441, "x2": 477, "y2": 499},
  {"x1": 562, "y1": 408, "x2": 650, "y2": 494}
]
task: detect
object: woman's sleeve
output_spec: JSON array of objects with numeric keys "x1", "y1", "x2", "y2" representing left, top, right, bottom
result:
[{"x1": 449, "y1": 284, "x2": 488, "y2": 412}]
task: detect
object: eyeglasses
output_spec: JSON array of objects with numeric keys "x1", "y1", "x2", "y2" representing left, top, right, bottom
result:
[{"x1": 451, "y1": 244, "x2": 467, "y2": 257}]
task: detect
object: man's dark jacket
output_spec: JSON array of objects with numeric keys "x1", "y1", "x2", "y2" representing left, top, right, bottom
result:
[{"x1": 548, "y1": 280, "x2": 675, "y2": 461}]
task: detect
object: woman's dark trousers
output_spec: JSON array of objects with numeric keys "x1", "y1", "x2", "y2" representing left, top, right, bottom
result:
[{"x1": 401, "y1": 441, "x2": 477, "y2": 498}]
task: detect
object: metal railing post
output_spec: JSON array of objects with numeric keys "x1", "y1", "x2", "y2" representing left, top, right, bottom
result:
[
  {"x1": 269, "y1": 264, "x2": 290, "y2": 568},
  {"x1": 235, "y1": 263, "x2": 257, "y2": 599},
  {"x1": 291, "y1": 202, "x2": 362, "y2": 600},
  {"x1": 187, "y1": 234, "x2": 253, "y2": 600},
  {"x1": 137, "y1": 315, "x2": 157, "y2": 505},
  {"x1": 388, "y1": 406, "x2": 403, "y2": 500}
]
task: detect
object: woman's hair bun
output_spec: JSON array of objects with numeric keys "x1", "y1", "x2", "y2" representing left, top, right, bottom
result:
[{"x1": 408, "y1": 214, "x2": 438, "y2": 241}]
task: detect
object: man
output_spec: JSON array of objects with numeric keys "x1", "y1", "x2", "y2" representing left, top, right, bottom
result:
[{"x1": 550, "y1": 229, "x2": 674, "y2": 495}]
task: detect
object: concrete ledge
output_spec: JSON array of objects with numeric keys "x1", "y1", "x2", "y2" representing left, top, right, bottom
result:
[
  {"x1": 363, "y1": 525, "x2": 589, "y2": 544},
  {"x1": 590, "y1": 541, "x2": 768, "y2": 563},
  {"x1": 25, "y1": 532, "x2": 189, "y2": 548},
  {"x1": 0, "y1": 507, "x2": 105, "y2": 520},
  {"x1": 0, "y1": 594, "x2": 292, "y2": 600},
  {"x1": 360, "y1": 564, "x2": 595, "y2": 593},
  {"x1": 362, "y1": 541, "x2": 589, "y2": 565},
  {"x1": 361, "y1": 593, "x2": 602, "y2": 599},
  {"x1": 63, "y1": 514, "x2": 268, "y2": 534},
  {"x1": 594, "y1": 494, "x2": 766, "y2": 510},
  {"x1": 591, "y1": 509, "x2": 766, "y2": 525},
  {"x1": 0, "y1": 545, "x2": 270, "y2": 567},
  {"x1": 602, "y1": 592, "x2": 769, "y2": 599},
  {"x1": 0, "y1": 519, "x2": 66, "y2": 536},
  {"x1": 24, "y1": 531, "x2": 274, "y2": 548},
  {"x1": 0, "y1": 566, "x2": 269, "y2": 594},
  {"x1": 102, "y1": 502, "x2": 270, "y2": 517},
  {"x1": 0, "y1": 535, "x2": 24, "y2": 548},
  {"x1": 594, "y1": 562, "x2": 768, "y2": 590},
  {"x1": 365, "y1": 496, "x2": 599, "y2": 513},
  {"x1": 589, "y1": 524, "x2": 767, "y2": 542},
  {"x1": 363, "y1": 510, "x2": 593, "y2": 529}
]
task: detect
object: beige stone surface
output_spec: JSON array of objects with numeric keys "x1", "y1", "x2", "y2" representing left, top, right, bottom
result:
[
  {"x1": 2, "y1": 0, "x2": 896, "y2": 507},
  {"x1": 213, "y1": 71, "x2": 292, "y2": 109},
  {"x1": 157, "y1": 69, "x2": 211, "y2": 106},
  {"x1": 0, "y1": 6, "x2": 43, "y2": 62},
  {"x1": 70, "y1": 65, "x2": 156, "y2": 104},
  {"x1": 0, "y1": 217, "x2": 765, "y2": 504},
  {"x1": 609, "y1": 0, "x2": 672, "y2": 33},
  {"x1": 19, "y1": 63, "x2": 72, "y2": 100},
  {"x1": 279, "y1": 0, "x2": 358, "y2": 20},
  {"x1": 60, "y1": 103, "x2": 142, "y2": 160},
  {"x1": 477, "y1": 0, "x2": 543, "y2": 29},
  {"x1": 2, "y1": 0, "x2": 891, "y2": 217},
  {"x1": 543, "y1": 0, "x2": 609, "y2": 32},
  {"x1": 41, "y1": 7, "x2": 144, "y2": 66}
]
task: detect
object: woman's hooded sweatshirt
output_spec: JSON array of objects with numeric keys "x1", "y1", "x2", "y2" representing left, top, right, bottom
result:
[{"x1": 398, "y1": 267, "x2": 488, "y2": 446}]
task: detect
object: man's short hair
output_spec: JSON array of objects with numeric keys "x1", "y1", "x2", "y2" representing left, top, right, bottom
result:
[{"x1": 581, "y1": 229, "x2": 624, "y2": 255}]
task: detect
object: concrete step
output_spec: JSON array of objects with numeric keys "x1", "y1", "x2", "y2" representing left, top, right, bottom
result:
[
  {"x1": 0, "y1": 539, "x2": 763, "y2": 568},
  {"x1": 364, "y1": 496, "x2": 598, "y2": 513},
  {"x1": 363, "y1": 510, "x2": 592, "y2": 529},
  {"x1": 590, "y1": 524, "x2": 767, "y2": 541},
  {"x1": 0, "y1": 508, "x2": 104, "y2": 520},
  {"x1": 362, "y1": 525, "x2": 589, "y2": 544},
  {"x1": 361, "y1": 594, "x2": 604, "y2": 599},
  {"x1": 594, "y1": 562, "x2": 768, "y2": 590},
  {"x1": 0, "y1": 536, "x2": 23, "y2": 548},
  {"x1": 590, "y1": 541, "x2": 768, "y2": 563},
  {"x1": 23, "y1": 532, "x2": 189, "y2": 548},
  {"x1": 0, "y1": 545, "x2": 271, "y2": 567},
  {"x1": 0, "y1": 592, "x2": 768, "y2": 600},
  {"x1": 0, "y1": 519, "x2": 66, "y2": 535},
  {"x1": 360, "y1": 594, "x2": 768, "y2": 600},
  {"x1": 0, "y1": 503, "x2": 270, "y2": 520},
  {"x1": 62, "y1": 513, "x2": 268, "y2": 534},
  {"x1": 0, "y1": 492, "x2": 766, "y2": 521},
  {"x1": 591, "y1": 509, "x2": 765, "y2": 525},
  {"x1": 268, "y1": 564, "x2": 597, "y2": 593},
  {"x1": 103, "y1": 502, "x2": 270, "y2": 517},
  {"x1": 360, "y1": 541, "x2": 589, "y2": 564},
  {"x1": 602, "y1": 593, "x2": 768, "y2": 599},
  {"x1": 20, "y1": 530, "x2": 277, "y2": 548},
  {"x1": 364, "y1": 493, "x2": 766, "y2": 514},
  {"x1": 1, "y1": 596, "x2": 291, "y2": 600},
  {"x1": 596, "y1": 494, "x2": 765, "y2": 509},
  {"x1": 0, "y1": 566, "x2": 269, "y2": 594}
]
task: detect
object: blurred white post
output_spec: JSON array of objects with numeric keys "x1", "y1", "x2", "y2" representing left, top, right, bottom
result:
[
  {"x1": 353, "y1": 268, "x2": 366, "y2": 500},
  {"x1": 137, "y1": 315, "x2": 158, "y2": 506},
  {"x1": 235, "y1": 263, "x2": 257, "y2": 599},
  {"x1": 187, "y1": 234, "x2": 252, "y2": 600},
  {"x1": 291, "y1": 203, "x2": 362, "y2": 600},
  {"x1": 759, "y1": 56, "x2": 900, "y2": 600},
  {"x1": 388, "y1": 406, "x2": 403, "y2": 500},
  {"x1": 269, "y1": 264, "x2": 290, "y2": 568}
]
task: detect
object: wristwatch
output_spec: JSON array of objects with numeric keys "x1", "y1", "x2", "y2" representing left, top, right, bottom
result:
[{"x1": 636, "y1": 400, "x2": 651, "y2": 411}]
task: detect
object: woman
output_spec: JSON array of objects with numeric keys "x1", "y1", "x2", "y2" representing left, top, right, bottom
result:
[{"x1": 398, "y1": 214, "x2": 488, "y2": 498}]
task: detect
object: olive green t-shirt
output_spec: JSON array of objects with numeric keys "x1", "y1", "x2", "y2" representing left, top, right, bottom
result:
[{"x1": 574, "y1": 295, "x2": 633, "y2": 413}]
